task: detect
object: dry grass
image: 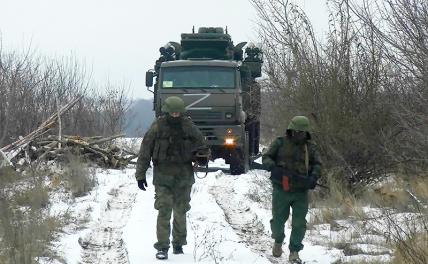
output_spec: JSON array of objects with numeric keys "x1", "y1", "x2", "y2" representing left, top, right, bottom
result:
[
  {"x1": 392, "y1": 232, "x2": 428, "y2": 264},
  {"x1": 0, "y1": 154, "x2": 97, "y2": 263},
  {"x1": 15, "y1": 184, "x2": 50, "y2": 209},
  {"x1": 0, "y1": 167, "x2": 63, "y2": 263},
  {"x1": 366, "y1": 184, "x2": 410, "y2": 211},
  {"x1": 308, "y1": 170, "x2": 368, "y2": 227},
  {"x1": 307, "y1": 172, "x2": 428, "y2": 263},
  {"x1": 62, "y1": 153, "x2": 97, "y2": 197},
  {"x1": 407, "y1": 174, "x2": 428, "y2": 203}
]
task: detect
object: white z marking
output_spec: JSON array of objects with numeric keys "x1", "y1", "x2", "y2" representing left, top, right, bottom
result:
[{"x1": 184, "y1": 94, "x2": 212, "y2": 110}]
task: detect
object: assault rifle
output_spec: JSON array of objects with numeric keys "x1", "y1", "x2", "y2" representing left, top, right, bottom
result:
[{"x1": 271, "y1": 166, "x2": 329, "y2": 190}]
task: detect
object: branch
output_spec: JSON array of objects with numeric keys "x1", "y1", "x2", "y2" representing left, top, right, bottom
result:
[
  {"x1": 0, "y1": 149, "x2": 13, "y2": 168},
  {"x1": 0, "y1": 95, "x2": 83, "y2": 157}
]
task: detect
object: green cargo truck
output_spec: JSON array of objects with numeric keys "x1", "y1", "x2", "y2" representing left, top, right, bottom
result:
[{"x1": 145, "y1": 27, "x2": 263, "y2": 174}]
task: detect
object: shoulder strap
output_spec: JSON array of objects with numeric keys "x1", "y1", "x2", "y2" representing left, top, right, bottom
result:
[{"x1": 304, "y1": 144, "x2": 309, "y2": 176}]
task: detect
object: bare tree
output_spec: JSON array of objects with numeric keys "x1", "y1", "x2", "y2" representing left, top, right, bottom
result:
[
  {"x1": 348, "y1": 0, "x2": 428, "y2": 174},
  {"x1": 252, "y1": 0, "x2": 397, "y2": 184},
  {"x1": 0, "y1": 45, "x2": 132, "y2": 148}
]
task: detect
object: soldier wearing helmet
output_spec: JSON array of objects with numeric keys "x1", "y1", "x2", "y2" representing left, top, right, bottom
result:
[
  {"x1": 135, "y1": 96, "x2": 208, "y2": 260},
  {"x1": 262, "y1": 116, "x2": 322, "y2": 264}
]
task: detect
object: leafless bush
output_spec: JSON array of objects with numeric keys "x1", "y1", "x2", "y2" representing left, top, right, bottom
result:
[
  {"x1": 0, "y1": 46, "x2": 132, "y2": 148},
  {"x1": 190, "y1": 220, "x2": 227, "y2": 263},
  {"x1": 252, "y1": 0, "x2": 428, "y2": 185},
  {"x1": 358, "y1": 205, "x2": 428, "y2": 264},
  {"x1": 0, "y1": 166, "x2": 62, "y2": 263},
  {"x1": 348, "y1": 0, "x2": 428, "y2": 176},
  {"x1": 61, "y1": 153, "x2": 97, "y2": 197}
]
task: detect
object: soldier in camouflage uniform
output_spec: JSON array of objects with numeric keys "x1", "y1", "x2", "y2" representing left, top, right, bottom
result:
[
  {"x1": 135, "y1": 96, "x2": 207, "y2": 260},
  {"x1": 262, "y1": 116, "x2": 322, "y2": 264}
]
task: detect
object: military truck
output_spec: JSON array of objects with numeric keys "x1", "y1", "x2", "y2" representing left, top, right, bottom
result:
[{"x1": 145, "y1": 27, "x2": 263, "y2": 175}]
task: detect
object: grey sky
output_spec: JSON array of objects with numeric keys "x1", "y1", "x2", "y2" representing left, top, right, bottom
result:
[{"x1": 0, "y1": 0, "x2": 328, "y2": 100}]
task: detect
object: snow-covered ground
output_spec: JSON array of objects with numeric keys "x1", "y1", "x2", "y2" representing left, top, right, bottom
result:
[{"x1": 47, "y1": 158, "x2": 397, "y2": 263}]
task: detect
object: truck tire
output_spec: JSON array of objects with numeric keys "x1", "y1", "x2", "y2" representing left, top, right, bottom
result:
[
  {"x1": 230, "y1": 133, "x2": 249, "y2": 175},
  {"x1": 230, "y1": 148, "x2": 246, "y2": 175},
  {"x1": 248, "y1": 120, "x2": 260, "y2": 155}
]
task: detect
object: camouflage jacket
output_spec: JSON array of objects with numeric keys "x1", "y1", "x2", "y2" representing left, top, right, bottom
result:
[
  {"x1": 135, "y1": 115, "x2": 206, "y2": 187},
  {"x1": 262, "y1": 136, "x2": 322, "y2": 189}
]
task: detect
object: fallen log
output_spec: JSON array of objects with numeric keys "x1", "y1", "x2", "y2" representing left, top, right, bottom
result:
[
  {"x1": 0, "y1": 95, "x2": 83, "y2": 159},
  {"x1": 89, "y1": 134, "x2": 126, "y2": 146}
]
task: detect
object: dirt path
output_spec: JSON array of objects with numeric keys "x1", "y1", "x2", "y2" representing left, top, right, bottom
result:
[
  {"x1": 209, "y1": 176, "x2": 286, "y2": 264},
  {"x1": 78, "y1": 182, "x2": 137, "y2": 264}
]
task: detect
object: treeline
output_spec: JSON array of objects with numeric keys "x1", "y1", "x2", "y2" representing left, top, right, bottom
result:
[
  {"x1": 0, "y1": 48, "x2": 131, "y2": 148},
  {"x1": 254, "y1": 0, "x2": 428, "y2": 184}
]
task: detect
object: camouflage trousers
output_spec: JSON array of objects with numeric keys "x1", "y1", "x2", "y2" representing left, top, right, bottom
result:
[
  {"x1": 153, "y1": 184, "x2": 192, "y2": 250},
  {"x1": 270, "y1": 184, "x2": 308, "y2": 252}
]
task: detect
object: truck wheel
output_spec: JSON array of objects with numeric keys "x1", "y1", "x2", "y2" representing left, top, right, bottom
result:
[
  {"x1": 230, "y1": 148, "x2": 246, "y2": 175},
  {"x1": 230, "y1": 134, "x2": 249, "y2": 175}
]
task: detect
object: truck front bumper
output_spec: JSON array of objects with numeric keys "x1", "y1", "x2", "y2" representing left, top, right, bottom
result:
[{"x1": 197, "y1": 124, "x2": 245, "y2": 148}]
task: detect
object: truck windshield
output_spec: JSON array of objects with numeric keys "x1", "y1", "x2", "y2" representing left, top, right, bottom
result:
[{"x1": 161, "y1": 67, "x2": 235, "y2": 89}]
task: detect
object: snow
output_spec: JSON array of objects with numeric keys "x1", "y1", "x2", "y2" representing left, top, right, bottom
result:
[
  {"x1": 124, "y1": 160, "x2": 271, "y2": 264},
  {"x1": 47, "y1": 157, "x2": 399, "y2": 263}
]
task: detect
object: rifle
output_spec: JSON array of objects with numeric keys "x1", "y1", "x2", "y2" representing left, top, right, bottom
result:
[
  {"x1": 192, "y1": 146, "x2": 211, "y2": 179},
  {"x1": 271, "y1": 166, "x2": 329, "y2": 190}
]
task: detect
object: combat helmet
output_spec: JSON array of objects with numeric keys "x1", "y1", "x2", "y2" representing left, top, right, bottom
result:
[
  {"x1": 287, "y1": 116, "x2": 310, "y2": 132},
  {"x1": 286, "y1": 116, "x2": 311, "y2": 140},
  {"x1": 161, "y1": 96, "x2": 186, "y2": 113}
]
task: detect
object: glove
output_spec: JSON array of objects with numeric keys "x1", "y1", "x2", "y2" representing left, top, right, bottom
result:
[
  {"x1": 137, "y1": 179, "x2": 148, "y2": 191},
  {"x1": 270, "y1": 166, "x2": 285, "y2": 182},
  {"x1": 193, "y1": 147, "x2": 211, "y2": 166},
  {"x1": 196, "y1": 156, "x2": 209, "y2": 166},
  {"x1": 307, "y1": 176, "x2": 317, "y2": 189},
  {"x1": 263, "y1": 160, "x2": 276, "y2": 171}
]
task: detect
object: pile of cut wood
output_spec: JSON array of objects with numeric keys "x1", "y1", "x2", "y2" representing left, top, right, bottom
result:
[
  {"x1": 0, "y1": 96, "x2": 138, "y2": 169},
  {"x1": 7, "y1": 134, "x2": 137, "y2": 169}
]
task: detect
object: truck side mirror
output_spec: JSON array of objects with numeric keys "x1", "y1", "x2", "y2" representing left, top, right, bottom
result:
[{"x1": 145, "y1": 71, "x2": 154, "y2": 87}]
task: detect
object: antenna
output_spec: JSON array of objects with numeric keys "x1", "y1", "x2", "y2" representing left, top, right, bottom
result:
[
  {"x1": 192, "y1": 26, "x2": 195, "y2": 33},
  {"x1": 225, "y1": 26, "x2": 228, "y2": 34}
]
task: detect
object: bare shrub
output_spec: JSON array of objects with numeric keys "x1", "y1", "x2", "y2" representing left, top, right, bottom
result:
[
  {"x1": 364, "y1": 207, "x2": 428, "y2": 264},
  {"x1": 392, "y1": 232, "x2": 428, "y2": 264},
  {"x1": 0, "y1": 46, "x2": 132, "y2": 149},
  {"x1": 408, "y1": 175, "x2": 428, "y2": 203},
  {"x1": 190, "y1": 220, "x2": 228, "y2": 264},
  {"x1": 0, "y1": 167, "x2": 62, "y2": 263},
  {"x1": 62, "y1": 153, "x2": 97, "y2": 197},
  {"x1": 252, "y1": 0, "x2": 428, "y2": 186}
]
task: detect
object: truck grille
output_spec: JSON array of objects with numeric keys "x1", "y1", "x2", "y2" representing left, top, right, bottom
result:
[
  {"x1": 199, "y1": 127, "x2": 218, "y2": 140},
  {"x1": 189, "y1": 111, "x2": 223, "y2": 120}
]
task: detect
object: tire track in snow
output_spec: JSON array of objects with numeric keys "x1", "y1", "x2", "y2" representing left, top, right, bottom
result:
[
  {"x1": 209, "y1": 174, "x2": 286, "y2": 264},
  {"x1": 78, "y1": 182, "x2": 137, "y2": 264}
]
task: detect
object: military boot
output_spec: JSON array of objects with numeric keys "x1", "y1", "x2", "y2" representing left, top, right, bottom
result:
[
  {"x1": 272, "y1": 242, "x2": 283, "y2": 257},
  {"x1": 155, "y1": 248, "x2": 168, "y2": 260},
  {"x1": 289, "y1": 251, "x2": 302, "y2": 263},
  {"x1": 173, "y1": 245, "x2": 183, "y2": 254}
]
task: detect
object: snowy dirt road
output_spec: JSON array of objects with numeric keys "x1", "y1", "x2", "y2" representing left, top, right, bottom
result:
[{"x1": 50, "y1": 160, "x2": 341, "y2": 263}]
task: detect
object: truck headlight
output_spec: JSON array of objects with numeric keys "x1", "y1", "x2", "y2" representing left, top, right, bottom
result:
[{"x1": 224, "y1": 137, "x2": 236, "y2": 146}]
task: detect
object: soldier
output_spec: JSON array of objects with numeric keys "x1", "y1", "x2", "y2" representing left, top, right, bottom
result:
[
  {"x1": 135, "y1": 96, "x2": 208, "y2": 260},
  {"x1": 262, "y1": 116, "x2": 322, "y2": 264}
]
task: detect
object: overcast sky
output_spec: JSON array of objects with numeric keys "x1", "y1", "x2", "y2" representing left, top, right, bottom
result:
[{"x1": 0, "y1": 0, "x2": 328, "y2": 100}]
